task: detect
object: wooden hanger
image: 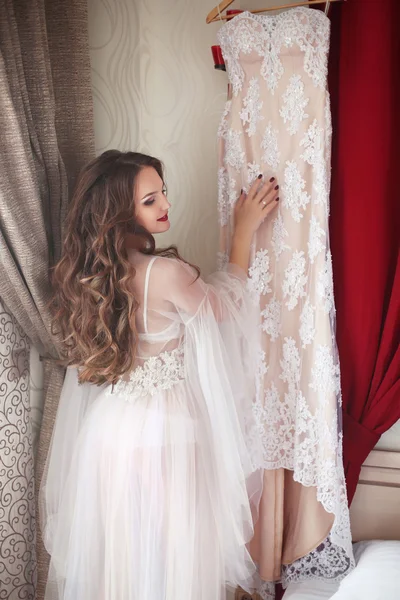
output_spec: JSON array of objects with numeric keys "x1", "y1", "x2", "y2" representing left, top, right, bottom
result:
[{"x1": 206, "y1": 0, "x2": 344, "y2": 24}]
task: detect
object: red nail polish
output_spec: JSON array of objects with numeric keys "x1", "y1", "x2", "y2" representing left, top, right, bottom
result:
[
  {"x1": 269, "y1": 177, "x2": 275, "y2": 182},
  {"x1": 275, "y1": 197, "x2": 279, "y2": 201},
  {"x1": 274, "y1": 185, "x2": 279, "y2": 190},
  {"x1": 258, "y1": 174, "x2": 263, "y2": 179},
  {"x1": 240, "y1": 188, "x2": 243, "y2": 194}
]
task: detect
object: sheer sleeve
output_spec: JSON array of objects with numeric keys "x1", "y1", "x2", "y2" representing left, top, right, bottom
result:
[
  {"x1": 154, "y1": 257, "x2": 264, "y2": 505},
  {"x1": 155, "y1": 257, "x2": 254, "y2": 320}
]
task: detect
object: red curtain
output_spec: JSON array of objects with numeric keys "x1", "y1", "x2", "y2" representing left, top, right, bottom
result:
[{"x1": 328, "y1": 0, "x2": 400, "y2": 504}]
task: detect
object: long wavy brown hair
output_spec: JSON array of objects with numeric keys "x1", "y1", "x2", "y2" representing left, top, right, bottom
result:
[{"x1": 50, "y1": 150, "x2": 198, "y2": 386}]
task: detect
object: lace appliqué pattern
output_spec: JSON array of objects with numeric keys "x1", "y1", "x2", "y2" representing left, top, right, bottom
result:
[
  {"x1": 253, "y1": 380, "x2": 295, "y2": 467},
  {"x1": 218, "y1": 17, "x2": 266, "y2": 96},
  {"x1": 317, "y1": 250, "x2": 335, "y2": 314},
  {"x1": 282, "y1": 160, "x2": 311, "y2": 222},
  {"x1": 299, "y1": 299, "x2": 316, "y2": 348},
  {"x1": 258, "y1": 581, "x2": 276, "y2": 600},
  {"x1": 282, "y1": 538, "x2": 352, "y2": 586},
  {"x1": 280, "y1": 75, "x2": 310, "y2": 135},
  {"x1": 300, "y1": 118, "x2": 324, "y2": 165},
  {"x1": 300, "y1": 119, "x2": 330, "y2": 209},
  {"x1": 247, "y1": 162, "x2": 261, "y2": 191},
  {"x1": 310, "y1": 344, "x2": 341, "y2": 403},
  {"x1": 282, "y1": 250, "x2": 308, "y2": 310},
  {"x1": 109, "y1": 347, "x2": 185, "y2": 401},
  {"x1": 308, "y1": 215, "x2": 326, "y2": 264},
  {"x1": 261, "y1": 122, "x2": 281, "y2": 169},
  {"x1": 217, "y1": 100, "x2": 232, "y2": 139},
  {"x1": 217, "y1": 8, "x2": 330, "y2": 96},
  {"x1": 280, "y1": 337, "x2": 301, "y2": 390},
  {"x1": 261, "y1": 297, "x2": 282, "y2": 342},
  {"x1": 216, "y1": 251, "x2": 229, "y2": 272},
  {"x1": 240, "y1": 77, "x2": 264, "y2": 136},
  {"x1": 224, "y1": 129, "x2": 245, "y2": 172},
  {"x1": 248, "y1": 249, "x2": 273, "y2": 300},
  {"x1": 271, "y1": 211, "x2": 290, "y2": 259},
  {"x1": 217, "y1": 168, "x2": 237, "y2": 227}
]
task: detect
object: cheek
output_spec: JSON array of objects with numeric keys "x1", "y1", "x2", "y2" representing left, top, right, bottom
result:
[
  {"x1": 135, "y1": 205, "x2": 158, "y2": 229},
  {"x1": 135, "y1": 206, "x2": 148, "y2": 227},
  {"x1": 134, "y1": 209, "x2": 144, "y2": 227}
]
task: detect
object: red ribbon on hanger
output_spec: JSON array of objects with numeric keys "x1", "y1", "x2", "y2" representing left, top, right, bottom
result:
[{"x1": 211, "y1": 10, "x2": 242, "y2": 71}]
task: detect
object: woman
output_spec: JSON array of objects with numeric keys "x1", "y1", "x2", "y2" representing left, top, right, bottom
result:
[{"x1": 40, "y1": 150, "x2": 279, "y2": 600}]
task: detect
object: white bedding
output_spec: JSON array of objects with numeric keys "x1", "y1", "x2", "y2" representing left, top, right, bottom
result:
[
  {"x1": 282, "y1": 579, "x2": 339, "y2": 599},
  {"x1": 283, "y1": 540, "x2": 400, "y2": 600}
]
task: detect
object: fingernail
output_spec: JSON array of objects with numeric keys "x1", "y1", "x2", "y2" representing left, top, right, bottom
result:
[
  {"x1": 274, "y1": 185, "x2": 279, "y2": 190},
  {"x1": 269, "y1": 177, "x2": 275, "y2": 182},
  {"x1": 275, "y1": 197, "x2": 279, "y2": 201},
  {"x1": 240, "y1": 188, "x2": 243, "y2": 194},
  {"x1": 258, "y1": 174, "x2": 263, "y2": 179}
]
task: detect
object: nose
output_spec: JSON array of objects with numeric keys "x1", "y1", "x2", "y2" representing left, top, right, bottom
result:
[{"x1": 162, "y1": 196, "x2": 171, "y2": 210}]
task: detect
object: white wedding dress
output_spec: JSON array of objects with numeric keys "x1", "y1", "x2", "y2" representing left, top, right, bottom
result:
[
  {"x1": 40, "y1": 253, "x2": 264, "y2": 600},
  {"x1": 216, "y1": 8, "x2": 354, "y2": 586}
]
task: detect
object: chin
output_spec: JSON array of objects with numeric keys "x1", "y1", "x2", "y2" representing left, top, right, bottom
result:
[{"x1": 156, "y1": 220, "x2": 171, "y2": 233}]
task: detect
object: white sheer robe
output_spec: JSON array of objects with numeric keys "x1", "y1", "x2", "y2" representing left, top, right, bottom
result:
[{"x1": 40, "y1": 253, "x2": 264, "y2": 600}]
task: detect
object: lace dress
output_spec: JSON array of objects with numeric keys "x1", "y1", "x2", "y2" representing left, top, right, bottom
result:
[
  {"x1": 40, "y1": 253, "x2": 264, "y2": 600},
  {"x1": 216, "y1": 8, "x2": 354, "y2": 587}
]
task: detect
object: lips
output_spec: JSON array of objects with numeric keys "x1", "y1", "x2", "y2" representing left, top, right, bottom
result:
[{"x1": 157, "y1": 213, "x2": 169, "y2": 222}]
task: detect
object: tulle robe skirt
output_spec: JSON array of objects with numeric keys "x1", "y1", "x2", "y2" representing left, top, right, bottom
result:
[{"x1": 40, "y1": 267, "x2": 264, "y2": 600}]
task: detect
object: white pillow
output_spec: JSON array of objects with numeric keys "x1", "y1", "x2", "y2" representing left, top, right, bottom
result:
[
  {"x1": 282, "y1": 580, "x2": 339, "y2": 599},
  {"x1": 331, "y1": 540, "x2": 400, "y2": 600}
]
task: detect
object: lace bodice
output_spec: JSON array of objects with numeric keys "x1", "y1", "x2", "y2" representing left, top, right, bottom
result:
[
  {"x1": 217, "y1": 8, "x2": 330, "y2": 97},
  {"x1": 106, "y1": 255, "x2": 186, "y2": 400},
  {"x1": 108, "y1": 346, "x2": 185, "y2": 400},
  {"x1": 105, "y1": 255, "x2": 254, "y2": 403}
]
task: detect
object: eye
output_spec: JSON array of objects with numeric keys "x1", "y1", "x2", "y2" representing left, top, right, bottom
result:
[
  {"x1": 143, "y1": 197, "x2": 155, "y2": 206},
  {"x1": 162, "y1": 186, "x2": 167, "y2": 195}
]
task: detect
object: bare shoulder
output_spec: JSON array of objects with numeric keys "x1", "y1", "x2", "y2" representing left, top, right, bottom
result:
[{"x1": 152, "y1": 255, "x2": 199, "y2": 286}]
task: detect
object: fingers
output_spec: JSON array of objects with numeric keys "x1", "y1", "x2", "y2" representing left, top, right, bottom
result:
[
  {"x1": 262, "y1": 198, "x2": 279, "y2": 217},
  {"x1": 246, "y1": 175, "x2": 265, "y2": 201},
  {"x1": 234, "y1": 188, "x2": 245, "y2": 212},
  {"x1": 255, "y1": 180, "x2": 279, "y2": 206},
  {"x1": 247, "y1": 175, "x2": 279, "y2": 206}
]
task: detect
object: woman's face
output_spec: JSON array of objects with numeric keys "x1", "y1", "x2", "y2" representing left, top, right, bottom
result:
[{"x1": 134, "y1": 166, "x2": 171, "y2": 234}]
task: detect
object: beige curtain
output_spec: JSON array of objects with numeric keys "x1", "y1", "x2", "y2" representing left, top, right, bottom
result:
[{"x1": 0, "y1": 0, "x2": 94, "y2": 597}]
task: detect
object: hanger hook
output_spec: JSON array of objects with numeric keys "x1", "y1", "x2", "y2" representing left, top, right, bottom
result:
[{"x1": 325, "y1": 0, "x2": 331, "y2": 15}]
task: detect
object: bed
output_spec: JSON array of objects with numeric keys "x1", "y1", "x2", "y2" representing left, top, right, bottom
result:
[{"x1": 234, "y1": 445, "x2": 400, "y2": 600}]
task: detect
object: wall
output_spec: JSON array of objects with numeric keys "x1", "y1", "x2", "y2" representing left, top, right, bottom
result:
[{"x1": 88, "y1": 0, "x2": 229, "y2": 273}]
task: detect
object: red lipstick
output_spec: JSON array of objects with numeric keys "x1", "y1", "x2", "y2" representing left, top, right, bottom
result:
[{"x1": 157, "y1": 213, "x2": 169, "y2": 222}]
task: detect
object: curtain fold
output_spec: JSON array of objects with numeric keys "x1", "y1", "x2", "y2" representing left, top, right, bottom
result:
[
  {"x1": 328, "y1": 0, "x2": 400, "y2": 504},
  {"x1": 0, "y1": 0, "x2": 94, "y2": 597}
]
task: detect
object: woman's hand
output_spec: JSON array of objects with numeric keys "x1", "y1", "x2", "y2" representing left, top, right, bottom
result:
[
  {"x1": 234, "y1": 175, "x2": 279, "y2": 241},
  {"x1": 229, "y1": 175, "x2": 279, "y2": 272}
]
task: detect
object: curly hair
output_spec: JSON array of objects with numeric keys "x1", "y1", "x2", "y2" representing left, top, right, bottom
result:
[{"x1": 50, "y1": 150, "x2": 197, "y2": 386}]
